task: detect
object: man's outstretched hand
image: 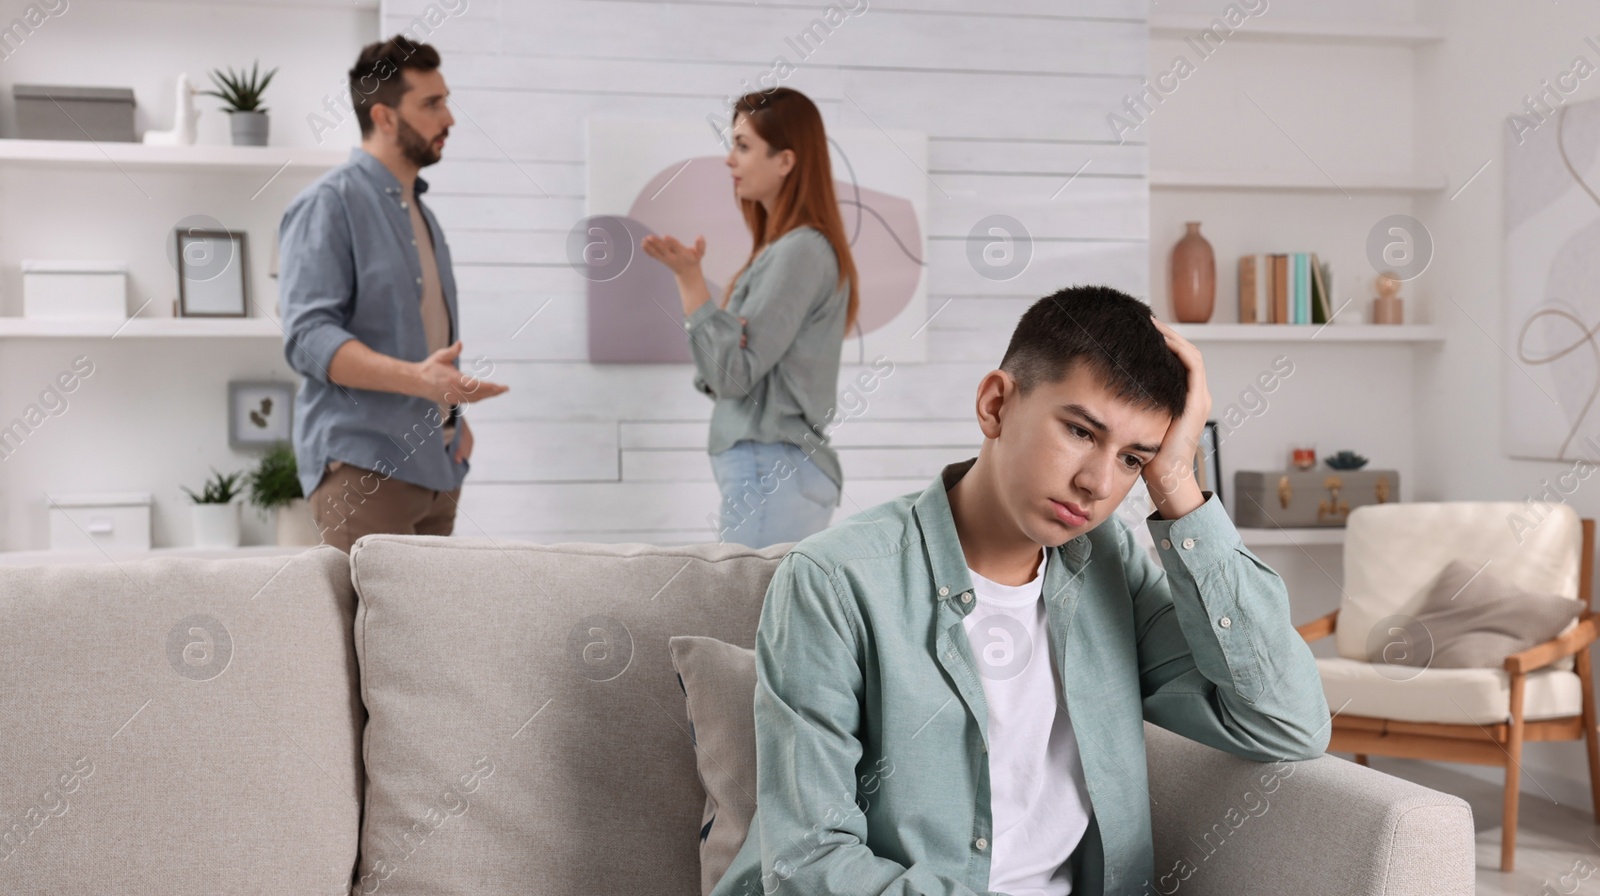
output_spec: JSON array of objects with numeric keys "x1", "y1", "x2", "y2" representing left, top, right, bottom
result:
[{"x1": 412, "y1": 340, "x2": 510, "y2": 407}]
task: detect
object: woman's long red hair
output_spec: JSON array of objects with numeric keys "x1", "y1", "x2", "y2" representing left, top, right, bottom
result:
[{"x1": 721, "y1": 88, "x2": 859, "y2": 336}]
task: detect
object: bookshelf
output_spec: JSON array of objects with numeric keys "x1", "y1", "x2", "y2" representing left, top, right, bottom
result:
[
  {"x1": 0, "y1": 317, "x2": 283, "y2": 338},
  {"x1": 0, "y1": 138, "x2": 349, "y2": 172},
  {"x1": 1147, "y1": 11, "x2": 1440, "y2": 578},
  {"x1": 1148, "y1": 15, "x2": 1443, "y2": 45},
  {"x1": 1237, "y1": 527, "x2": 1346, "y2": 547},
  {"x1": 1171, "y1": 324, "x2": 1444, "y2": 343},
  {"x1": 1150, "y1": 169, "x2": 1447, "y2": 194}
]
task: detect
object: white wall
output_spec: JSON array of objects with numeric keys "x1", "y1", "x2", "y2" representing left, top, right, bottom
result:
[
  {"x1": 382, "y1": 0, "x2": 1151, "y2": 543},
  {"x1": 1413, "y1": 0, "x2": 1600, "y2": 804},
  {"x1": 0, "y1": 0, "x2": 377, "y2": 549}
]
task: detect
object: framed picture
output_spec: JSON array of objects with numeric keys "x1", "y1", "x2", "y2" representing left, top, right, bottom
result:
[
  {"x1": 229, "y1": 380, "x2": 293, "y2": 449},
  {"x1": 177, "y1": 228, "x2": 249, "y2": 317},
  {"x1": 1193, "y1": 419, "x2": 1223, "y2": 506}
]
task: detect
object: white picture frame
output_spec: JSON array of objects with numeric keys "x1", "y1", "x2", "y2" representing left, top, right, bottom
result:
[{"x1": 228, "y1": 380, "x2": 294, "y2": 449}]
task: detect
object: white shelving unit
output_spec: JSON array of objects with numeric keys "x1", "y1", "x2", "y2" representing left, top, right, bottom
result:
[
  {"x1": 1147, "y1": 15, "x2": 1446, "y2": 335},
  {"x1": 1237, "y1": 527, "x2": 1346, "y2": 547},
  {"x1": 1172, "y1": 323, "x2": 1444, "y2": 343},
  {"x1": 0, "y1": 138, "x2": 349, "y2": 171},
  {"x1": 0, "y1": 544, "x2": 307, "y2": 566},
  {"x1": 1151, "y1": 169, "x2": 1448, "y2": 194},
  {"x1": 1148, "y1": 13, "x2": 1440, "y2": 561},
  {"x1": 0, "y1": 139, "x2": 345, "y2": 343},
  {"x1": 0, "y1": 317, "x2": 284, "y2": 338},
  {"x1": 1148, "y1": 14, "x2": 1442, "y2": 45}
]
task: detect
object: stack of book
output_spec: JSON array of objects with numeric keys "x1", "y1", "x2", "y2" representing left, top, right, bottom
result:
[{"x1": 1237, "y1": 254, "x2": 1333, "y2": 324}]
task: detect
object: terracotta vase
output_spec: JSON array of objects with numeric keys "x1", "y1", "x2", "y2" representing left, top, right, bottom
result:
[{"x1": 1170, "y1": 222, "x2": 1216, "y2": 323}]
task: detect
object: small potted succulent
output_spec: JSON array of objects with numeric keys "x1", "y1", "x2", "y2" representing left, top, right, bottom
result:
[
  {"x1": 202, "y1": 60, "x2": 277, "y2": 146},
  {"x1": 182, "y1": 468, "x2": 245, "y2": 547},
  {"x1": 245, "y1": 442, "x2": 318, "y2": 546}
]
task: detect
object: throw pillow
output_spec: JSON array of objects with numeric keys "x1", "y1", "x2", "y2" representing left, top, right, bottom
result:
[
  {"x1": 668, "y1": 635, "x2": 759, "y2": 896},
  {"x1": 1369, "y1": 558, "x2": 1582, "y2": 669}
]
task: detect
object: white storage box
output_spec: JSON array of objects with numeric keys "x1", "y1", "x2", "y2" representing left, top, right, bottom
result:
[
  {"x1": 48, "y1": 492, "x2": 152, "y2": 552},
  {"x1": 23, "y1": 261, "x2": 128, "y2": 319}
]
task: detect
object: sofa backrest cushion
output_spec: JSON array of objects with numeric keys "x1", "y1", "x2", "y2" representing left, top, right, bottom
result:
[
  {"x1": 0, "y1": 545, "x2": 364, "y2": 894},
  {"x1": 347, "y1": 534, "x2": 787, "y2": 896}
]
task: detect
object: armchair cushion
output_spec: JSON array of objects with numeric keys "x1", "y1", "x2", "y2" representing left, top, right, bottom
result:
[
  {"x1": 1316, "y1": 657, "x2": 1583, "y2": 724},
  {"x1": 1337, "y1": 502, "x2": 1583, "y2": 673},
  {"x1": 1367, "y1": 559, "x2": 1581, "y2": 669}
]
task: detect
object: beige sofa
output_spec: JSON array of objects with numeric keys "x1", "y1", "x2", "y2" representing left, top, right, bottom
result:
[{"x1": 0, "y1": 535, "x2": 1476, "y2": 895}]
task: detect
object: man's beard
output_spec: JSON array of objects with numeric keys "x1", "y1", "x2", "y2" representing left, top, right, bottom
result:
[{"x1": 397, "y1": 115, "x2": 444, "y2": 168}]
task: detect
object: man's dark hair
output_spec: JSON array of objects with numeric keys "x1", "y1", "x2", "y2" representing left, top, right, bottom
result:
[
  {"x1": 348, "y1": 36, "x2": 441, "y2": 138},
  {"x1": 999, "y1": 285, "x2": 1187, "y2": 420}
]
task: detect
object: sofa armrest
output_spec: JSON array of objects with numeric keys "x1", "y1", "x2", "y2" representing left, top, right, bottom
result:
[{"x1": 1144, "y1": 722, "x2": 1475, "y2": 896}]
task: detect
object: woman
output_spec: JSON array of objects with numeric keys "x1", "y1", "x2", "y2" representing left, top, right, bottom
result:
[{"x1": 642, "y1": 87, "x2": 859, "y2": 548}]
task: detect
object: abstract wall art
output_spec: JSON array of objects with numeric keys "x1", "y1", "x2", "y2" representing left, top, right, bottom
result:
[
  {"x1": 1504, "y1": 97, "x2": 1600, "y2": 461},
  {"x1": 581, "y1": 118, "x2": 928, "y2": 365}
]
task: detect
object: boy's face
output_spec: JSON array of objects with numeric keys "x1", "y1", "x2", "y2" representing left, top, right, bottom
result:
[{"x1": 986, "y1": 363, "x2": 1171, "y2": 548}]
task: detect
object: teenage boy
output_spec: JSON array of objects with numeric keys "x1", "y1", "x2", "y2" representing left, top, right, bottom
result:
[{"x1": 711, "y1": 285, "x2": 1330, "y2": 896}]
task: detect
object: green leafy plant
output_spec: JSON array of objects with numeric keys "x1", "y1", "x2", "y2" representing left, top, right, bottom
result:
[
  {"x1": 182, "y1": 468, "x2": 245, "y2": 505},
  {"x1": 245, "y1": 442, "x2": 303, "y2": 516},
  {"x1": 202, "y1": 61, "x2": 277, "y2": 113}
]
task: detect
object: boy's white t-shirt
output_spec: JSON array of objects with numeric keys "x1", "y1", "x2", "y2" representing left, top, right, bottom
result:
[{"x1": 961, "y1": 548, "x2": 1094, "y2": 896}]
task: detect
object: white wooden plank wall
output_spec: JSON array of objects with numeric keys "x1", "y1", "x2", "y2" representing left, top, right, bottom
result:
[{"x1": 380, "y1": 0, "x2": 1150, "y2": 543}]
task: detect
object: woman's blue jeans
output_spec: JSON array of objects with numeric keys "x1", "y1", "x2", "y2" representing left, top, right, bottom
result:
[{"x1": 709, "y1": 439, "x2": 840, "y2": 548}]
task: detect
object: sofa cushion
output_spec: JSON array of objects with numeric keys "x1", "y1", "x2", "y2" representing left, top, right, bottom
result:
[
  {"x1": 1317, "y1": 657, "x2": 1583, "y2": 724},
  {"x1": 1366, "y1": 558, "x2": 1581, "y2": 669},
  {"x1": 347, "y1": 534, "x2": 787, "y2": 896},
  {"x1": 0, "y1": 545, "x2": 364, "y2": 894},
  {"x1": 668, "y1": 635, "x2": 759, "y2": 896}
]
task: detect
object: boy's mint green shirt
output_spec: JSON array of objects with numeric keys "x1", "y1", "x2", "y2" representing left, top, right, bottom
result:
[{"x1": 710, "y1": 457, "x2": 1331, "y2": 896}]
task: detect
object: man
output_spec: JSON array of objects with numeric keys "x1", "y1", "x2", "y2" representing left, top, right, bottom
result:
[
  {"x1": 280, "y1": 36, "x2": 507, "y2": 552},
  {"x1": 710, "y1": 286, "x2": 1331, "y2": 896}
]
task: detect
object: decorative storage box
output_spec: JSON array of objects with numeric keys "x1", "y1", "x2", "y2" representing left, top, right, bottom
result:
[
  {"x1": 1233, "y1": 469, "x2": 1400, "y2": 528},
  {"x1": 14, "y1": 84, "x2": 137, "y2": 142},
  {"x1": 48, "y1": 492, "x2": 153, "y2": 552},
  {"x1": 23, "y1": 261, "x2": 128, "y2": 319}
]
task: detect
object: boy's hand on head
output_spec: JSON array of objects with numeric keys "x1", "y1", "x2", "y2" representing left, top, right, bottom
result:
[{"x1": 1143, "y1": 318, "x2": 1213, "y2": 516}]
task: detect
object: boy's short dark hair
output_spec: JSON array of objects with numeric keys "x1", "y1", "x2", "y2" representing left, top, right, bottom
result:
[
  {"x1": 999, "y1": 285, "x2": 1187, "y2": 421},
  {"x1": 348, "y1": 36, "x2": 441, "y2": 138}
]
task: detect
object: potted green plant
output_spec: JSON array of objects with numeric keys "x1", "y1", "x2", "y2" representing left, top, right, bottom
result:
[
  {"x1": 246, "y1": 442, "x2": 318, "y2": 546},
  {"x1": 201, "y1": 60, "x2": 277, "y2": 147},
  {"x1": 182, "y1": 467, "x2": 245, "y2": 547}
]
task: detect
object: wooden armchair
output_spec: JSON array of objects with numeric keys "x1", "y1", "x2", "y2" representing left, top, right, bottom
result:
[{"x1": 1295, "y1": 502, "x2": 1598, "y2": 873}]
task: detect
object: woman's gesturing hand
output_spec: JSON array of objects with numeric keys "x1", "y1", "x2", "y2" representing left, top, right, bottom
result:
[{"x1": 641, "y1": 233, "x2": 707, "y2": 278}]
